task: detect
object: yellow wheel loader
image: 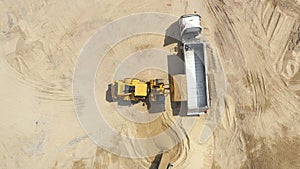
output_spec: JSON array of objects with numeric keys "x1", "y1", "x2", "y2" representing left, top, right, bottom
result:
[{"x1": 111, "y1": 78, "x2": 168, "y2": 103}]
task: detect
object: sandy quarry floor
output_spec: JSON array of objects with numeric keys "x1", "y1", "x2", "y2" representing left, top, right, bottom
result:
[{"x1": 0, "y1": 0, "x2": 300, "y2": 169}]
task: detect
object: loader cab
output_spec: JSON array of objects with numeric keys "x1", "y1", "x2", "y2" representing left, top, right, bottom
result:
[
  {"x1": 124, "y1": 85, "x2": 135, "y2": 94},
  {"x1": 179, "y1": 14, "x2": 202, "y2": 43}
]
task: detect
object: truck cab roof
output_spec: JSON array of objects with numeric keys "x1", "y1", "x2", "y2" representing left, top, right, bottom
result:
[
  {"x1": 179, "y1": 14, "x2": 202, "y2": 42},
  {"x1": 180, "y1": 14, "x2": 201, "y2": 19}
]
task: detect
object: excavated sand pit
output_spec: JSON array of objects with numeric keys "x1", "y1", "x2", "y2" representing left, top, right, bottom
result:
[{"x1": 0, "y1": 0, "x2": 299, "y2": 168}]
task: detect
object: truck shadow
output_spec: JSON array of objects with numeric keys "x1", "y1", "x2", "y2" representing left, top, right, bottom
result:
[
  {"x1": 167, "y1": 54, "x2": 188, "y2": 117},
  {"x1": 164, "y1": 20, "x2": 181, "y2": 47},
  {"x1": 164, "y1": 19, "x2": 190, "y2": 116}
]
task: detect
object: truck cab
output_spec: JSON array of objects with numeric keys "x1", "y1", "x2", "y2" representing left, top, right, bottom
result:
[{"x1": 179, "y1": 14, "x2": 202, "y2": 43}]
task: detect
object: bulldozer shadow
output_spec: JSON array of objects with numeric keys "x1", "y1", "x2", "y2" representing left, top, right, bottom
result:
[{"x1": 105, "y1": 84, "x2": 114, "y2": 102}]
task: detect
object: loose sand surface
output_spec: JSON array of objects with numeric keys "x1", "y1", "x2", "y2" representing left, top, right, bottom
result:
[{"x1": 0, "y1": 0, "x2": 299, "y2": 169}]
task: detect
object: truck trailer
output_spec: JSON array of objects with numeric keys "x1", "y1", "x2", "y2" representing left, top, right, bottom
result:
[{"x1": 178, "y1": 14, "x2": 210, "y2": 115}]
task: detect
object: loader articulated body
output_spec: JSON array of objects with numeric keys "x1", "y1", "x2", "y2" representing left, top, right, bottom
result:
[{"x1": 111, "y1": 78, "x2": 168, "y2": 103}]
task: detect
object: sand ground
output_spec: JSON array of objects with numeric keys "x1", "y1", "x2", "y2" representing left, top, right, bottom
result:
[{"x1": 0, "y1": 0, "x2": 300, "y2": 169}]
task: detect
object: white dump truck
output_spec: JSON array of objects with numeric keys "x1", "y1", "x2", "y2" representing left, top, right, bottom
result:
[{"x1": 173, "y1": 14, "x2": 209, "y2": 115}]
